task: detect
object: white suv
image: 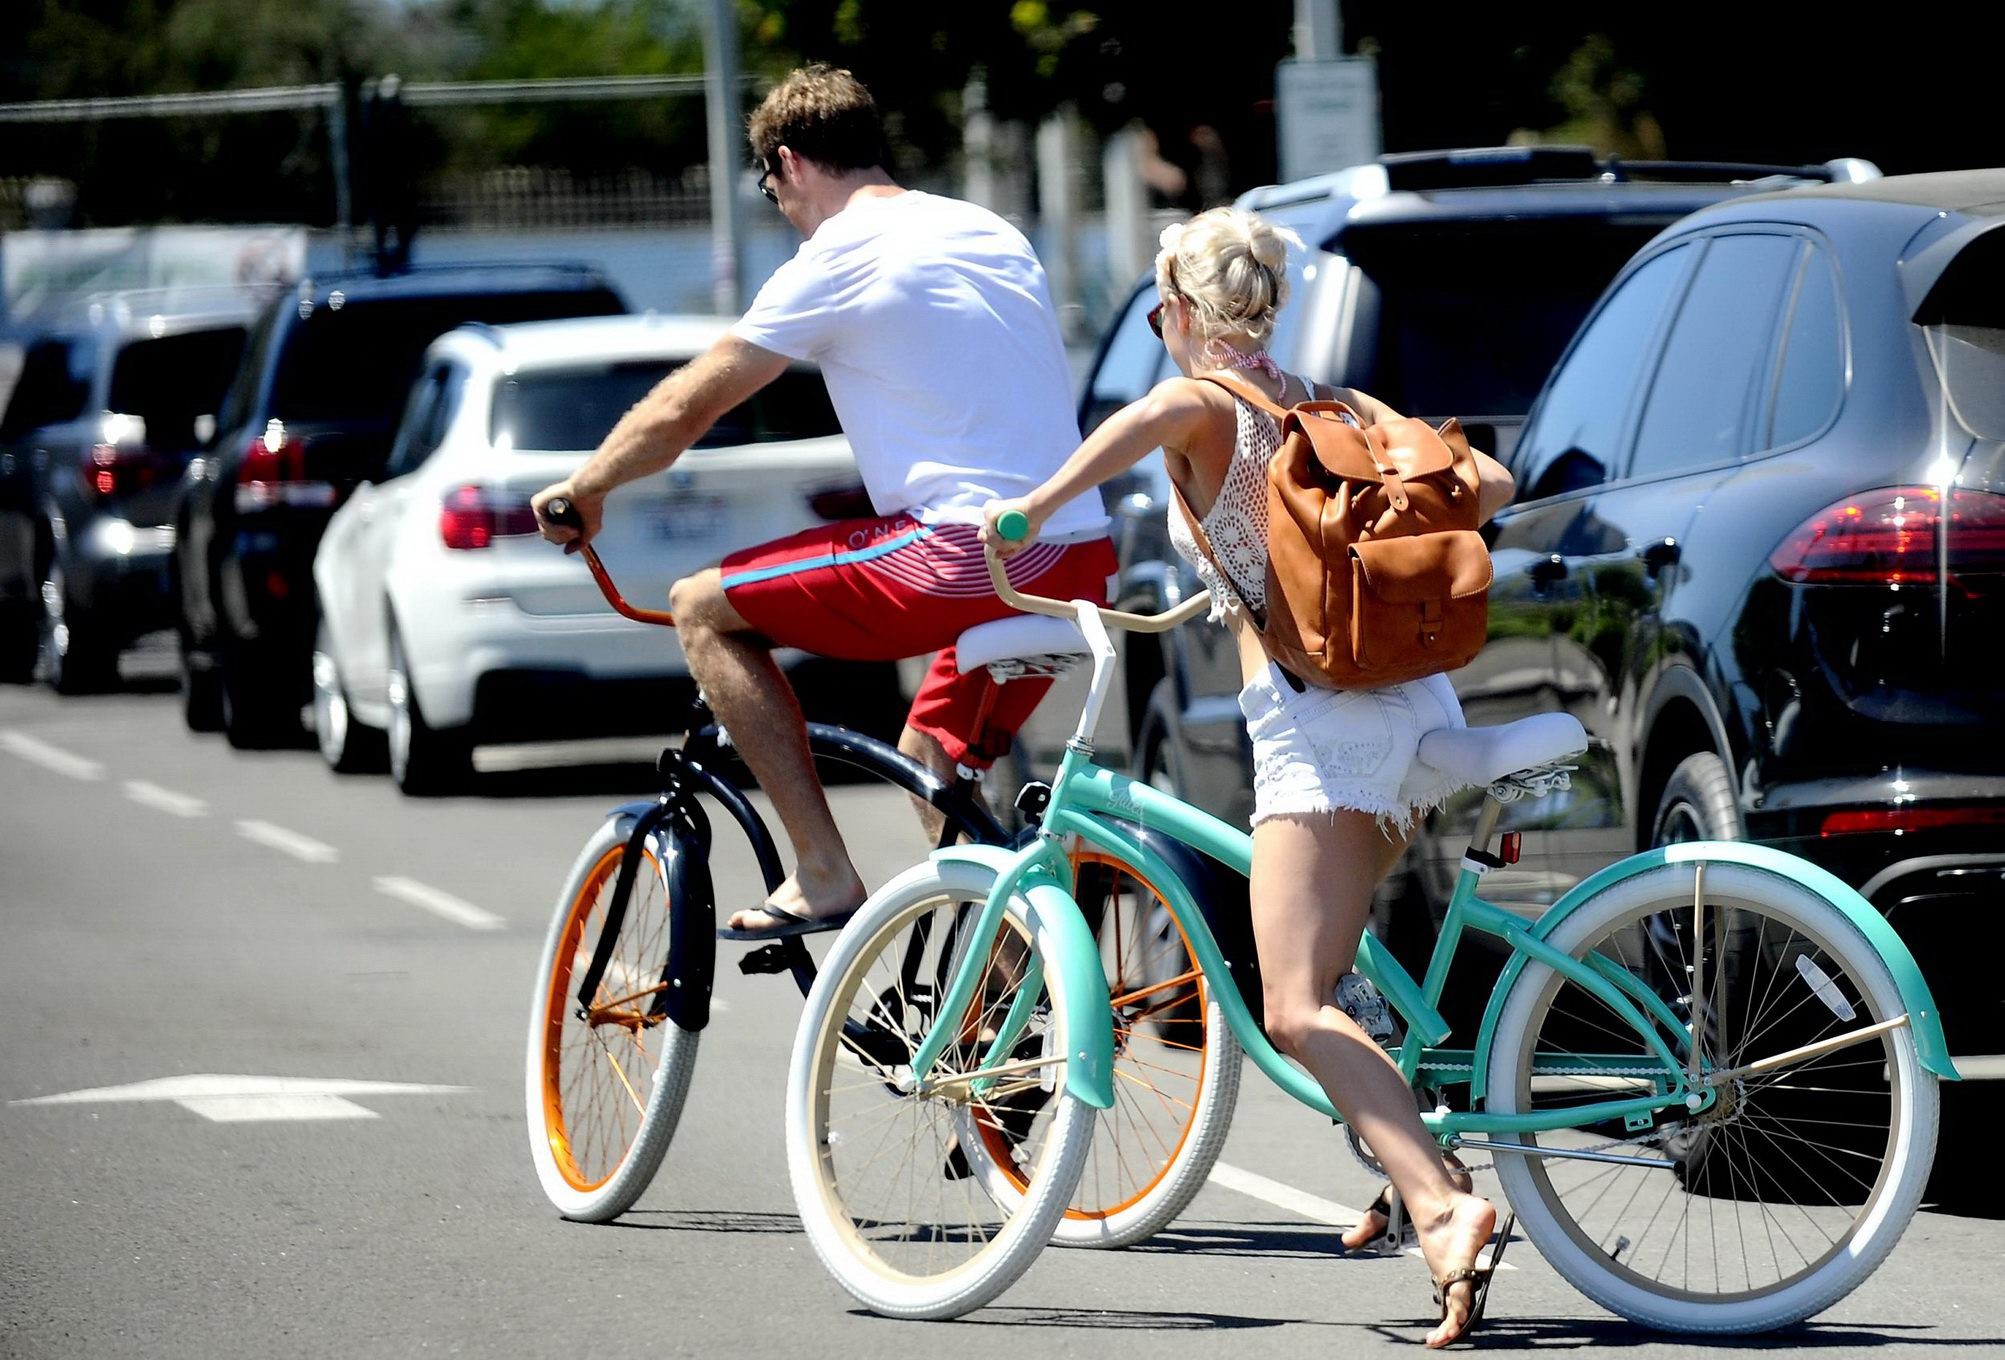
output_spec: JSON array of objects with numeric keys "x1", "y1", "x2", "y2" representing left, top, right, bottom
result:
[{"x1": 311, "y1": 313, "x2": 868, "y2": 793}]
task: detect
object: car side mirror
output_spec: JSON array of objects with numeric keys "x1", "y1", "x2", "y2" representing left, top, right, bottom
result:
[{"x1": 194, "y1": 414, "x2": 216, "y2": 446}]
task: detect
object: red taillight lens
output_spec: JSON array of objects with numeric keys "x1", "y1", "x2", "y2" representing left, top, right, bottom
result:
[
  {"x1": 1769, "y1": 486, "x2": 2005, "y2": 585},
  {"x1": 1820, "y1": 805, "x2": 2005, "y2": 836},
  {"x1": 439, "y1": 484, "x2": 538, "y2": 551},
  {"x1": 79, "y1": 444, "x2": 166, "y2": 503},
  {"x1": 234, "y1": 424, "x2": 334, "y2": 512}
]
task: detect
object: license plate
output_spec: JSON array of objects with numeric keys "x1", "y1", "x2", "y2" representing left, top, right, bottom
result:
[{"x1": 648, "y1": 495, "x2": 726, "y2": 541}]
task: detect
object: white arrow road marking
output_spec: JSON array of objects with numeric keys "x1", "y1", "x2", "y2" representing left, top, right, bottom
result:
[
  {"x1": 123, "y1": 780, "x2": 209, "y2": 818},
  {"x1": 374, "y1": 876, "x2": 504, "y2": 931},
  {"x1": 0, "y1": 730, "x2": 103, "y2": 780},
  {"x1": 236, "y1": 819, "x2": 338, "y2": 863},
  {"x1": 12, "y1": 1074, "x2": 470, "y2": 1124},
  {"x1": 1206, "y1": 1161, "x2": 1517, "y2": 1270}
]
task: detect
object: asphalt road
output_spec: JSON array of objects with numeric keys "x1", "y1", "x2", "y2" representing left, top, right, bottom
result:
[{"x1": 4, "y1": 649, "x2": 2003, "y2": 1358}]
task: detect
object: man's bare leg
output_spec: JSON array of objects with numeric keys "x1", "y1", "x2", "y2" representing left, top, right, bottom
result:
[
  {"x1": 897, "y1": 722, "x2": 965, "y2": 846},
  {"x1": 669, "y1": 567, "x2": 866, "y2": 930}
]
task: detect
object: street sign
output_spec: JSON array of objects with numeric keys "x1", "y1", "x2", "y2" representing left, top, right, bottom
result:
[
  {"x1": 11, "y1": 1074, "x2": 470, "y2": 1122},
  {"x1": 1276, "y1": 57, "x2": 1382, "y2": 183}
]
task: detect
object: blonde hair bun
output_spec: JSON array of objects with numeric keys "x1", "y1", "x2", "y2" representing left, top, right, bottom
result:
[{"x1": 1154, "y1": 208, "x2": 1302, "y2": 350}]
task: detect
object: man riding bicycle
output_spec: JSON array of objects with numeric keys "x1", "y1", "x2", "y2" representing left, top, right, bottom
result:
[{"x1": 533, "y1": 64, "x2": 1114, "y2": 940}]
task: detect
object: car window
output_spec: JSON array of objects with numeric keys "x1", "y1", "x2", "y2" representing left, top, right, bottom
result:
[
  {"x1": 1765, "y1": 246, "x2": 1845, "y2": 449},
  {"x1": 385, "y1": 368, "x2": 446, "y2": 479},
  {"x1": 216, "y1": 303, "x2": 281, "y2": 440},
  {"x1": 1511, "y1": 244, "x2": 1695, "y2": 501},
  {"x1": 1630, "y1": 234, "x2": 1801, "y2": 480},
  {"x1": 271, "y1": 289, "x2": 624, "y2": 426},
  {"x1": 0, "y1": 337, "x2": 92, "y2": 438},
  {"x1": 107, "y1": 326, "x2": 248, "y2": 449},
  {"x1": 1345, "y1": 217, "x2": 1669, "y2": 420},
  {"x1": 492, "y1": 361, "x2": 839, "y2": 451},
  {"x1": 1082, "y1": 286, "x2": 1168, "y2": 436}
]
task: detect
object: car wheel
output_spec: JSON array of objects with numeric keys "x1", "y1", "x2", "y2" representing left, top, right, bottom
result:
[
  {"x1": 387, "y1": 627, "x2": 470, "y2": 796},
  {"x1": 39, "y1": 562, "x2": 116, "y2": 695},
  {"x1": 1651, "y1": 751, "x2": 1743, "y2": 846},
  {"x1": 179, "y1": 629, "x2": 223, "y2": 732},
  {"x1": 0, "y1": 602, "x2": 37, "y2": 684},
  {"x1": 312, "y1": 621, "x2": 387, "y2": 774},
  {"x1": 220, "y1": 645, "x2": 298, "y2": 750}
]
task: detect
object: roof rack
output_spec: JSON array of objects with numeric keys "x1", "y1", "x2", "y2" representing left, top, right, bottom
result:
[
  {"x1": 1378, "y1": 145, "x2": 1881, "y2": 193},
  {"x1": 294, "y1": 259, "x2": 609, "y2": 293}
]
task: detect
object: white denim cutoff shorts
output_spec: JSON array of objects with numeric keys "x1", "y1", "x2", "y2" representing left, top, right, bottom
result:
[{"x1": 1236, "y1": 662, "x2": 1469, "y2": 834}]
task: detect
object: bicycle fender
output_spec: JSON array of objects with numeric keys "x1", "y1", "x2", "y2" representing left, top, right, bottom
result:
[
  {"x1": 659, "y1": 817, "x2": 717, "y2": 1032},
  {"x1": 1468, "y1": 840, "x2": 1958, "y2": 1103},
  {"x1": 933, "y1": 845, "x2": 1115, "y2": 1110}
]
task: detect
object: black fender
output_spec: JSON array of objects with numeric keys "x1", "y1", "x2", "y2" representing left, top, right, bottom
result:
[{"x1": 580, "y1": 798, "x2": 719, "y2": 1032}]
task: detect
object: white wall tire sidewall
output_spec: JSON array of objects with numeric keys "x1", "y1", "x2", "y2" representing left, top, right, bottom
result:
[
  {"x1": 786, "y1": 858, "x2": 1095, "y2": 1318},
  {"x1": 1486, "y1": 863, "x2": 1937, "y2": 1333},
  {"x1": 524, "y1": 817, "x2": 700, "y2": 1222}
]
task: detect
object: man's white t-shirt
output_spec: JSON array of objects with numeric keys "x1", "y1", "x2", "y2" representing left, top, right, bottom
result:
[{"x1": 730, "y1": 191, "x2": 1108, "y2": 541}]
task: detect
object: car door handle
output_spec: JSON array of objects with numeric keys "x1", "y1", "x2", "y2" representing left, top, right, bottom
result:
[
  {"x1": 1637, "y1": 537, "x2": 1681, "y2": 576},
  {"x1": 1528, "y1": 554, "x2": 1567, "y2": 586}
]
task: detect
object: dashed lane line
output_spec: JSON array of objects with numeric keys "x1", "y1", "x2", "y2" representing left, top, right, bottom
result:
[
  {"x1": 1207, "y1": 1160, "x2": 1517, "y2": 1270},
  {"x1": 0, "y1": 730, "x2": 104, "y2": 781},
  {"x1": 123, "y1": 780, "x2": 209, "y2": 818},
  {"x1": 373, "y1": 876, "x2": 505, "y2": 931},
  {"x1": 235, "y1": 819, "x2": 339, "y2": 864}
]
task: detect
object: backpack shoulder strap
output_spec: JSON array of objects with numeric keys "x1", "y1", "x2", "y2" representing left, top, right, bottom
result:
[{"x1": 1195, "y1": 368, "x2": 1292, "y2": 420}]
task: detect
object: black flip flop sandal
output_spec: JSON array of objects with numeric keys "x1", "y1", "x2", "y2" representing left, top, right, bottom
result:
[
  {"x1": 717, "y1": 903, "x2": 860, "y2": 942},
  {"x1": 1429, "y1": 1212, "x2": 1515, "y2": 1346}
]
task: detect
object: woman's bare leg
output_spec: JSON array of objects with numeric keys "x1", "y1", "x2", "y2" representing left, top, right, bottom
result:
[{"x1": 1250, "y1": 811, "x2": 1495, "y2": 1348}]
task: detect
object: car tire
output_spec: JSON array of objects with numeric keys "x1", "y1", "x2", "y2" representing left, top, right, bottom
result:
[
  {"x1": 179, "y1": 629, "x2": 224, "y2": 732},
  {"x1": 39, "y1": 562, "x2": 117, "y2": 695},
  {"x1": 312, "y1": 621, "x2": 387, "y2": 774},
  {"x1": 0, "y1": 602, "x2": 37, "y2": 684},
  {"x1": 1650, "y1": 750, "x2": 1743, "y2": 846},
  {"x1": 387, "y1": 627, "x2": 471, "y2": 796},
  {"x1": 220, "y1": 644, "x2": 299, "y2": 750}
]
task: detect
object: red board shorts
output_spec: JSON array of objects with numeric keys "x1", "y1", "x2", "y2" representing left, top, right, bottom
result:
[{"x1": 720, "y1": 513, "x2": 1117, "y2": 767}]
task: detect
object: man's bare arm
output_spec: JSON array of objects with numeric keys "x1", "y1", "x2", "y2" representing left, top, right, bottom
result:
[{"x1": 533, "y1": 335, "x2": 791, "y2": 547}]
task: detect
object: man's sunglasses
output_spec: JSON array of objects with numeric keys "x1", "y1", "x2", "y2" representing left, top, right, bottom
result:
[{"x1": 757, "y1": 162, "x2": 779, "y2": 205}]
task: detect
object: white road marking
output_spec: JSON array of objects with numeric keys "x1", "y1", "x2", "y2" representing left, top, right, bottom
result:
[
  {"x1": 123, "y1": 780, "x2": 209, "y2": 818},
  {"x1": 373, "y1": 876, "x2": 505, "y2": 931},
  {"x1": 236, "y1": 819, "x2": 338, "y2": 864},
  {"x1": 0, "y1": 730, "x2": 103, "y2": 780},
  {"x1": 12, "y1": 1073, "x2": 470, "y2": 1124},
  {"x1": 1208, "y1": 1160, "x2": 1515, "y2": 1270}
]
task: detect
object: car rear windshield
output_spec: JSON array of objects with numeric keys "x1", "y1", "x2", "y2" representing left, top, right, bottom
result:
[
  {"x1": 492, "y1": 360, "x2": 840, "y2": 450},
  {"x1": 108, "y1": 326, "x2": 247, "y2": 445},
  {"x1": 271, "y1": 288, "x2": 623, "y2": 425},
  {"x1": 1916, "y1": 229, "x2": 2005, "y2": 440},
  {"x1": 1343, "y1": 217, "x2": 1675, "y2": 419}
]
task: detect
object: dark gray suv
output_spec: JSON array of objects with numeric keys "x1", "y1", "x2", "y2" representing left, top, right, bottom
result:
[{"x1": 0, "y1": 288, "x2": 258, "y2": 690}]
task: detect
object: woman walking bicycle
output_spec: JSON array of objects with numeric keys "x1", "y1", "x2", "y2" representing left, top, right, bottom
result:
[{"x1": 983, "y1": 208, "x2": 1519, "y2": 1346}]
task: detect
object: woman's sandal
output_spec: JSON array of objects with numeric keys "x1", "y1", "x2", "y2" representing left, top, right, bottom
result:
[
  {"x1": 1347, "y1": 1158, "x2": 1476, "y2": 1255},
  {"x1": 1429, "y1": 1212, "x2": 1515, "y2": 1347}
]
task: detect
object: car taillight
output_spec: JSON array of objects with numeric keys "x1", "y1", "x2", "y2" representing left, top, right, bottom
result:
[
  {"x1": 1769, "y1": 486, "x2": 2005, "y2": 586},
  {"x1": 1820, "y1": 805, "x2": 2005, "y2": 837},
  {"x1": 234, "y1": 419, "x2": 336, "y2": 513},
  {"x1": 439, "y1": 484, "x2": 539, "y2": 550},
  {"x1": 78, "y1": 444, "x2": 167, "y2": 503}
]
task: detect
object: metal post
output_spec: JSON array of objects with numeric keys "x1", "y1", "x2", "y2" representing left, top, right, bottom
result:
[
  {"x1": 1103, "y1": 122, "x2": 1151, "y2": 288},
  {"x1": 703, "y1": 0, "x2": 745, "y2": 315},
  {"x1": 1294, "y1": 0, "x2": 1342, "y2": 59},
  {"x1": 1035, "y1": 107, "x2": 1082, "y2": 343}
]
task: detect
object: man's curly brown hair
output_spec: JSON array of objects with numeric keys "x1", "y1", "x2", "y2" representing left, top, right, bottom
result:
[{"x1": 746, "y1": 64, "x2": 888, "y2": 175}]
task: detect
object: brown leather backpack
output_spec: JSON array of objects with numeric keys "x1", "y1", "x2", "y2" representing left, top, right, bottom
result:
[{"x1": 1173, "y1": 370, "x2": 1492, "y2": 690}]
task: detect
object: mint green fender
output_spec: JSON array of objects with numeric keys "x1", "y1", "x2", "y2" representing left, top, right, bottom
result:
[
  {"x1": 932, "y1": 844, "x2": 1116, "y2": 1110},
  {"x1": 1468, "y1": 840, "x2": 1959, "y2": 1103}
]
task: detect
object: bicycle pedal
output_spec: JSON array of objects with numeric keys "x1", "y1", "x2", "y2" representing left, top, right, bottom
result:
[{"x1": 737, "y1": 943, "x2": 795, "y2": 976}]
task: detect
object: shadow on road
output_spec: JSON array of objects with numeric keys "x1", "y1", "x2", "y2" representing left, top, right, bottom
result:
[{"x1": 601, "y1": 1207, "x2": 804, "y2": 1235}]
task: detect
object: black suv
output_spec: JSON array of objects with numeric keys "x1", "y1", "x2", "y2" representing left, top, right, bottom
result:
[
  {"x1": 1455, "y1": 168, "x2": 2005, "y2": 1052},
  {"x1": 0, "y1": 289, "x2": 258, "y2": 689},
  {"x1": 172, "y1": 264, "x2": 626, "y2": 746}
]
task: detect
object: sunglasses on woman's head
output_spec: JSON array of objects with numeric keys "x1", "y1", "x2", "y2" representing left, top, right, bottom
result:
[{"x1": 1147, "y1": 302, "x2": 1166, "y2": 339}]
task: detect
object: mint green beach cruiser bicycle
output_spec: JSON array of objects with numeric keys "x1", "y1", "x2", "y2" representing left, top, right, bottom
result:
[{"x1": 782, "y1": 513, "x2": 1958, "y2": 1328}]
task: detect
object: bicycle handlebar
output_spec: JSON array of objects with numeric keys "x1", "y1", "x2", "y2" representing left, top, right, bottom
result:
[
  {"x1": 982, "y1": 531, "x2": 1211, "y2": 633},
  {"x1": 540, "y1": 496, "x2": 677, "y2": 628}
]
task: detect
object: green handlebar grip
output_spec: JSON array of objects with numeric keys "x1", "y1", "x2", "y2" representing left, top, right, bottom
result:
[{"x1": 995, "y1": 509, "x2": 1031, "y2": 542}]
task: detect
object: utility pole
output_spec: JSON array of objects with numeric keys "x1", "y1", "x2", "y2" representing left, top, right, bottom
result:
[
  {"x1": 703, "y1": 0, "x2": 745, "y2": 315},
  {"x1": 1294, "y1": 0, "x2": 1342, "y2": 59}
]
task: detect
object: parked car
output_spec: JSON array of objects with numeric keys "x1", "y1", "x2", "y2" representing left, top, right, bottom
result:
[
  {"x1": 1032, "y1": 144, "x2": 1885, "y2": 968},
  {"x1": 0, "y1": 288, "x2": 259, "y2": 689},
  {"x1": 311, "y1": 313, "x2": 881, "y2": 793},
  {"x1": 1448, "y1": 167, "x2": 2005, "y2": 1052},
  {"x1": 171, "y1": 264, "x2": 626, "y2": 747}
]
